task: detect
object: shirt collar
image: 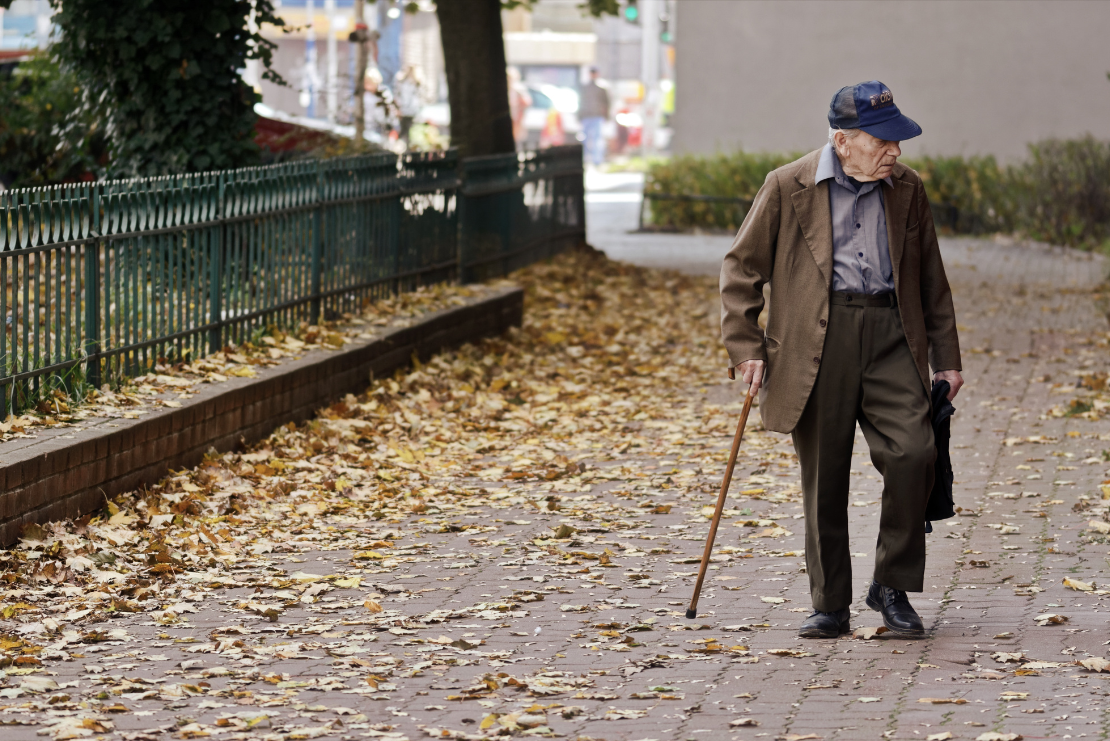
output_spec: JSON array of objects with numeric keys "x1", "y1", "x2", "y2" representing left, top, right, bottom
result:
[{"x1": 816, "y1": 143, "x2": 893, "y2": 188}]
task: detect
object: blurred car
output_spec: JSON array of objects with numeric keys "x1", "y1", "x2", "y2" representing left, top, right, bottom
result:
[{"x1": 522, "y1": 85, "x2": 580, "y2": 149}]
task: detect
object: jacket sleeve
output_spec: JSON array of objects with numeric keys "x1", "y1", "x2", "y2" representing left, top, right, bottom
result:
[
  {"x1": 917, "y1": 181, "x2": 962, "y2": 373},
  {"x1": 720, "y1": 170, "x2": 780, "y2": 369}
]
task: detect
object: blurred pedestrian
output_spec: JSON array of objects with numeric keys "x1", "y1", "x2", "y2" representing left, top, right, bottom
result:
[
  {"x1": 394, "y1": 65, "x2": 423, "y2": 148},
  {"x1": 362, "y1": 68, "x2": 396, "y2": 139},
  {"x1": 720, "y1": 80, "x2": 963, "y2": 641},
  {"x1": 579, "y1": 66, "x2": 610, "y2": 166},
  {"x1": 507, "y1": 67, "x2": 532, "y2": 147}
]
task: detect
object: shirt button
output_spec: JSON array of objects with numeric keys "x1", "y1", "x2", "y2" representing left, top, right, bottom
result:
[
  {"x1": 813, "y1": 356, "x2": 821, "y2": 364},
  {"x1": 856, "y1": 223, "x2": 861, "y2": 229},
  {"x1": 858, "y1": 252, "x2": 863, "y2": 257},
  {"x1": 819, "y1": 319, "x2": 827, "y2": 328}
]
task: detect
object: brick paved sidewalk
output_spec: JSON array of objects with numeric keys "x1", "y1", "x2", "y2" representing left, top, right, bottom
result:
[{"x1": 2, "y1": 236, "x2": 1109, "y2": 741}]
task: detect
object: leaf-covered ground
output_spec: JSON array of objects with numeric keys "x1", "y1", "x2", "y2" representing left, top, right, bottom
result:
[
  {"x1": 5, "y1": 238, "x2": 1110, "y2": 741},
  {"x1": 1, "y1": 248, "x2": 806, "y2": 740},
  {"x1": 1, "y1": 282, "x2": 495, "y2": 443}
]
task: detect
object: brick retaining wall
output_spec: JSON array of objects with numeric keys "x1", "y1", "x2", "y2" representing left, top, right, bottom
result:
[{"x1": 0, "y1": 286, "x2": 523, "y2": 546}]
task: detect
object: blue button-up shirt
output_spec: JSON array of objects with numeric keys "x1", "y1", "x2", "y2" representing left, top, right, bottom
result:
[{"x1": 815, "y1": 144, "x2": 895, "y2": 295}]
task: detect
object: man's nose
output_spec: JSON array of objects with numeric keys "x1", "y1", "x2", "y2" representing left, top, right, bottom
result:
[{"x1": 888, "y1": 142, "x2": 902, "y2": 158}]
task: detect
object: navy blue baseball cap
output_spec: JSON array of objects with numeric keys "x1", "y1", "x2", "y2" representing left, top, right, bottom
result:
[{"x1": 828, "y1": 80, "x2": 922, "y2": 141}]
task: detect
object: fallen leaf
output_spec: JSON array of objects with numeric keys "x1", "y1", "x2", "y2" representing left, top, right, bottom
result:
[
  {"x1": 1078, "y1": 657, "x2": 1110, "y2": 672},
  {"x1": 1033, "y1": 613, "x2": 1068, "y2": 626},
  {"x1": 1063, "y1": 577, "x2": 1094, "y2": 591},
  {"x1": 767, "y1": 648, "x2": 814, "y2": 658},
  {"x1": 991, "y1": 652, "x2": 1025, "y2": 663},
  {"x1": 917, "y1": 698, "x2": 967, "y2": 705},
  {"x1": 602, "y1": 708, "x2": 648, "y2": 720},
  {"x1": 853, "y1": 626, "x2": 888, "y2": 640},
  {"x1": 999, "y1": 691, "x2": 1028, "y2": 701}
]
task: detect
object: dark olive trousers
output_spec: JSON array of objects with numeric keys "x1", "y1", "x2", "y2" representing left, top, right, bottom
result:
[{"x1": 791, "y1": 292, "x2": 935, "y2": 612}]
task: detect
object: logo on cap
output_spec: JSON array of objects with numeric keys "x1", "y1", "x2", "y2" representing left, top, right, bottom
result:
[{"x1": 869, "y1": 89, "x2": 893, "y2": 109}]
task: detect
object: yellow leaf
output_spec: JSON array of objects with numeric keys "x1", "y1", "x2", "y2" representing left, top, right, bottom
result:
[
  {"x1": 917, "y1": 698, "x2": 966, "y2": 705},
  {"x1": 363, "y1": 599, "x2": 383, "y2": 613},
  {"x1": 480, "y1": 714, "x2": 499, "y2": 730},
  {"x1": 107, "y1": 510, "x2": 136, "y2": 526},
  {"x1": 333, "y1": 577, "x2": 361, "y2": 589},
  {"x1": 354, "y1": 551, "x2": 385, "y2": 560},
  {"x1": 1063, "y1": 577, "x2": 1094, "y2": 592}
]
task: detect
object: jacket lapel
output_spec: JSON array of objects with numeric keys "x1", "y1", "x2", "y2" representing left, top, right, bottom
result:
[
  {"x1": 791, "y1": 151, "x2": 832, "y2": 289},
  {"x1": 883, "y1": 173, "x2": 914, "y2": 284}
]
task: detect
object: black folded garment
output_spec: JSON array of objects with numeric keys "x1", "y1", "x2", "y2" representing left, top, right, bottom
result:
[{"x1": 925, "y1": 380, "x2": 956, "y2": 532}]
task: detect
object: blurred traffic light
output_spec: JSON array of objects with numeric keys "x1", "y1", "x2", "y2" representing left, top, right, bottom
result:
[
  {"x1": 660, "y1": 15, "x2": 672, "y2": 43},
  {"x1": 623, "y1": 0, "x2": 639, "y2": 23}
]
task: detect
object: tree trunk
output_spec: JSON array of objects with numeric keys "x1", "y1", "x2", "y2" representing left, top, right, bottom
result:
[
  {"x1": 352, "y1": 0, "x2": 368, "y2": 143},
  {"x1": 435, "y1": 0, "x2": 515, "y2": 158}
]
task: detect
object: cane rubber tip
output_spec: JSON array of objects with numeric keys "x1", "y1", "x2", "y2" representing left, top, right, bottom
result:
[{"x1": 685, "y1": 609, "x2": 697, "y2": 620}]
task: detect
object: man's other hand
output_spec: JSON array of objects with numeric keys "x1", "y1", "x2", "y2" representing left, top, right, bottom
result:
[
  {"x1": 934, "y1": 370, "x2": 963, "y2": 400},
  {"x1": 738, "y1": 359, "x2": 765, "y2": 395}
]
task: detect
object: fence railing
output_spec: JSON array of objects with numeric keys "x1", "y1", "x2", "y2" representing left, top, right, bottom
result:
[{"x1": 0, "y1": 144, "x2": 584, "y2": 416}]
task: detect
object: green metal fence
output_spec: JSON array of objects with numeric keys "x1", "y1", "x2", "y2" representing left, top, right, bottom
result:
[
  {"x1": 460, "y1": 145, "x2": 585, "y2": 282},
  {"x1": 0, "y1": 144, "x2": 584, "y2": 416}
]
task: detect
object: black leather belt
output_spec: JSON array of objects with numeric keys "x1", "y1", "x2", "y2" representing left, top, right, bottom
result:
[{"x1": 831, "y1": 291, "x2": 897, "y2": 308}]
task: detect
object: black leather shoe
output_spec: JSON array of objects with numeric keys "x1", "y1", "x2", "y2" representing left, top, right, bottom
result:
[
  {"x1": 798, "y1": 607, "x2": 851, "y2": 638},
  {"x1": 866, "y1": 581, "x2": 925, "y2": 638}
]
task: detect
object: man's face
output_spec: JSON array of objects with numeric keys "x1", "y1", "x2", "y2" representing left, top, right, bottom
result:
[{"x1": 835, "y1": 130, "x2": 901, "y2": 182}]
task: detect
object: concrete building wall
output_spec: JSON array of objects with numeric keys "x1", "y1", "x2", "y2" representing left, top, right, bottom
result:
[{"x1": 672, "y1": 0, "x2": 1110, "y2": 160}]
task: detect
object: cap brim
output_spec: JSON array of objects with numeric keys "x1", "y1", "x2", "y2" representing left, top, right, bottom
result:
[{"x1": 860, "y1": 113, "x2": 922, "y2": 142}]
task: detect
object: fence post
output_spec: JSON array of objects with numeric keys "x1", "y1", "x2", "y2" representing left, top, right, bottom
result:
[
  {"x1": 84, "y1": 186, "x2": 101, "y2": 389},
  {"x1": 395, "y1": 156, "x2": 404, "y2": 295},
  {"x1": 311, "y1": 160, "x2": 324, "y2": 324},
  {"x1": 209, "y1": 172, "x2": 225, "y2": 354},
  {"x1": 456, "y1": 157, "x2": 467, "y2": 285}
]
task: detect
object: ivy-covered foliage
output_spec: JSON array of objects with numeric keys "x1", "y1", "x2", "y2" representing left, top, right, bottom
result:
[
  {"x1": 49, "y1": 0, "x2": 286, "y2": 178},
  {"x1": 0, "y1": 52, "x2": 106, "y2": 190}
]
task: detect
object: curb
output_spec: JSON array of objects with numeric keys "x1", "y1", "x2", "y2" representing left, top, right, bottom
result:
[{"x1": 0, "y1": 286, "x2": 524, "y2": 546}]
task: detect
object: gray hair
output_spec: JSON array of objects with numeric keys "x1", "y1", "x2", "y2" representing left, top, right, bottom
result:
[{"x1": 828, "y1": 127, "x2": 862, "y2": 146}]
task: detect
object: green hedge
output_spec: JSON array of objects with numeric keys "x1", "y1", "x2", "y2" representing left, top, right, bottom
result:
[{"x1": 645, "y1": 136, "x2": 1110, "y2": 250}]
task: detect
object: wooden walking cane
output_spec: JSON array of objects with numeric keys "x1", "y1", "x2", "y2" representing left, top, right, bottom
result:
[{"x1": 686, "y1": 367, "x2": 756, "y2": 620}]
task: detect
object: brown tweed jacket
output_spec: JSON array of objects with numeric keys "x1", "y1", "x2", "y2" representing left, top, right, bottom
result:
[{"x1": 719, "y1": 148, "x2": 962, "y2": 434}]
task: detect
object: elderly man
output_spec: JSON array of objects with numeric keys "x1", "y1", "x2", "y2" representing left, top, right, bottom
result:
[{"x1": 720, "y1": 81, "x2": 963, "y2": 639}]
